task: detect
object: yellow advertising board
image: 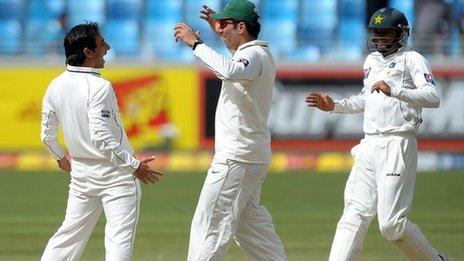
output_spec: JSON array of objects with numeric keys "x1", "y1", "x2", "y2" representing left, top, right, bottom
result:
[{"x1": 0, "y1": 66, "x2": 199, "y2": 151}]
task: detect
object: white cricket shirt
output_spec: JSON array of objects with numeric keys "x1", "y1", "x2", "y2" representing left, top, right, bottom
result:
[
  {"x1": 41, "y1": 65, "x2": 140, "y2": 174},
  {"x1": 193, "y1": 40, "x2": 275, "y2": 164},
  {"x1": 333, "y1": 46, "x2": 440, "y2": 134}
]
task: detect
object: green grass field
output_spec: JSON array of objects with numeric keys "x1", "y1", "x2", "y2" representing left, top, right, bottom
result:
[{"x1": 0, "y1": 171, "x2": 463, "y2": 260}]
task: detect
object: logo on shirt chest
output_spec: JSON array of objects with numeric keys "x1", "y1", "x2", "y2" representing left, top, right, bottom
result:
[
  {"x1": 101, "y1": 109, "x2": 110, "y2": 118},
  {"x1": 237, "y1": 58, "x2": 250, "y2": 67}
]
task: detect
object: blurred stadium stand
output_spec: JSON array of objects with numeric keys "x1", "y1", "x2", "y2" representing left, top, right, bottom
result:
[{"x1": 0, "y1": 0, "x2": 463, "y2": 62}]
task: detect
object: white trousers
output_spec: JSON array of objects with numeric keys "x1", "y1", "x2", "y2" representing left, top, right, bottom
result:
[
  {"x1": 329, "y1": 134, "x2": 441, "y2": 261},
  {"x1": 187, "y1": 159, "x2": 287, "y2": 261},
  {"x1": 41, "y1": 174, "x2": 141, "y2": 261}
]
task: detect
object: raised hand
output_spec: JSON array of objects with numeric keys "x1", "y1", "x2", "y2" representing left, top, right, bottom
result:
[
  {"x1": 305, "y1": 92, "x2": 335, "y2": 111},
  {"x1": 174, "y1": 22, "x2": 201, "y2": 47},
  {"x1": 133, "y1": 156, "x2": 165, "y2": 185},
  {"x1": 200, "y1": 5, "x2": 219, "y2": 33}
]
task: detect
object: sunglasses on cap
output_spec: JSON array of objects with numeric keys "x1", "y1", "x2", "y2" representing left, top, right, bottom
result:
[{"x1": 218, "y1": 19, "x2": 238, "y2": 29}]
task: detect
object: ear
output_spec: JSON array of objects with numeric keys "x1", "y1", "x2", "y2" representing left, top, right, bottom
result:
[
  {"x1": 83, "y1": 47, "x2": 94, "y2": 58},
  {"x1": 237, "y1": 22, "x2": 247, "y2": 34}
]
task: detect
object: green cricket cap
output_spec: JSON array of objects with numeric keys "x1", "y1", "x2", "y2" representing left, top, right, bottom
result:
[{"x1": 211, "y1": 0, "x2": 259, "y2": 23}]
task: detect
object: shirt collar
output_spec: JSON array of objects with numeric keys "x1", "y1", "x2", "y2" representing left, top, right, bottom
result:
[
  {"x1": 66, "y1": 65, "x2": 102, "y2": 77},
  {"x1": 237, "y1": 40, "x2": 268, "y2": 50}
]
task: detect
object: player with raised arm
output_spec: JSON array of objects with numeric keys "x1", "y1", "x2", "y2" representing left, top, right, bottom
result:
[
  {"x1": 306, "y1": 7, "x2": 447, "y2": 261},
  {"x1": 40, "y1": 22, "x2": 163, "y2": 261},
  {"x1": 174, "y1": 0, "x2": 287, "y2": 260}
]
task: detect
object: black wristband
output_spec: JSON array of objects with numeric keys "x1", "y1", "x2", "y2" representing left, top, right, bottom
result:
[{"x1": 192, "y1": 40, "x2": 204, "y2": 50}]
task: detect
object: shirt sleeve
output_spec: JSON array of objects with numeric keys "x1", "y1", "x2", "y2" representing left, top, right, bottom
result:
[
  {"x1": 332, "y1": 88, "x2": 366, "y2": 114},
  {"x1": 88, "y1": 83, "x2": 140, "y2": 173},
  {"x1": 41, "y1": 89, "x2": 65, "y2": 160},
  {"x1": 390, "y1": 52, "x2": 440, "y2": 108},
  {"x1": 193, "y1": 43, "x2": 261, "y2": 83}
]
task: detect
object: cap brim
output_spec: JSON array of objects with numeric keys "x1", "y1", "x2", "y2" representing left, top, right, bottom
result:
[{"x1": 211, "y1": 12, "x2": 231, "y2": 20}]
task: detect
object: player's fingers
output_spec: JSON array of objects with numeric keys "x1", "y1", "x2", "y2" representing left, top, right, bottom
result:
[
  {"x1": 142, "y1": 172, "x2": 156, "y2": 184},
  {"x1": 149, "y1": 171, "x2": 161, "y2": 182},
  {"x1": 142, "y1": 156, "x2": 156, "y2": 163},
  {"x1": 305, "y1": 99, "x2": 318, "y2": 105},
  {"x1": 138, "y1": 177, "x2": 148, "y2": 185},
  {"x1": 306, "y1": 95, "x2": 318, "y2": 100},
  {"x1": 203, "y1": 5, "x2": 214, "y2": 13},
  {"x1": 305, "y1": 95, "x2": 319, "y2": 103},
  {"x1": 151, "y1": 173, "x2": 160, "y2": 182},
  {"x1": 154, "y1": 170, "x2": 165, "y2": 176},
  {"x1": 143, "y1": 173, "x2": 157, "y2": 183}
]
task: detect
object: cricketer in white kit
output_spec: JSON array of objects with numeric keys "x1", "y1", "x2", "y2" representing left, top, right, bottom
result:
[
  {"x1": 306, "y1": 8, "x2": 447, "y2": 261},
  {"x1": 174, "y1": 0, "x2": 287, "y2": 260},
  {"x1": 40, "y1": 23, "x2": 163, "y2": 261}
]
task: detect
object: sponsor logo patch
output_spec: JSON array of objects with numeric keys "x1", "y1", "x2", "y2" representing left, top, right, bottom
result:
[
  {"x1": 386, "y1": 172, "x2": 401, "y2": 177},
  {"x1": 364, "y1": 67, "x2": 371, "y2": 79},
  {"x1": 389, "y1": 62, "x2": 396, "y2": 68},
  {"x1": 424, "y1": 73, "x2": 435, "y2": 85},
  {"x1": 101, "y1": 109, "x2": 110, "y2": 118},
  {"x1": 238, "y1": 58, "x2": 250, "y2": 67}
]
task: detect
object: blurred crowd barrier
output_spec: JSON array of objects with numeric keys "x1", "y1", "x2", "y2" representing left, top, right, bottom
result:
[
  {"x1": 1, "y1": 151, "x2": 463, "y2": 172},
  {"x1": 0, "y1": 0, "x2": 463, "y2": 62},
  {"x1": 1, "y1": 65, "x2": 464, "y2": 172}
]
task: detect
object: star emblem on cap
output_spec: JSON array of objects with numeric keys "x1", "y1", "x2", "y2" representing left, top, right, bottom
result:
[{"x1": 374, "y1": 15, "x2": 384, "y2": 24}]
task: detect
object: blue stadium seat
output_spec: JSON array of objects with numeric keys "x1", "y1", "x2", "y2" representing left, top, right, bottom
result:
[
  {"x1": 104, "y1": 20, "x2": 139, "y2": 56},
  {"x1": 184, "y1": 0, "x2": 221, "y2": 44},
  {"x1": 261, "y1": 20, "x2": 296, "y2": 55},
  {"x1": 24, "y1": 19, "x2": 65, "y2": 55},
  {"x1": 299, "y1": 0, "x2": 337, "y2": 51},
  {"x1": 68, "y1": 0, "x2": 105, "y2": 26},
  {"x1": 338, "y1": 0, "x2": 365, "y2": 20},
  {"x1": 389, "y1": 0, "x2": 414, "y2": 24},
  {"x1": 27, "y1": 0, "x2": 65, "y2": 21},
  {"x1": 145, "y1": 0, "x2": 182, "y2": 21},
  {"x1": 339, "y1": 20, "x2": 365, "y2": 58},
  {"x1": 144, "y1": 20, "x2": 193, "y2": 61},
  {"x1": 283, "y1": 45, "x2": 321, "y2": 62},
  {"x1": 261, "y1": 0, "x2": 298, "y2": 21},
  {"x1": 300, "y1": 0, "x2": 337, "y2": 28},
  {"x1": 184, "y1": 0, "x2": 221, "y2": 18},
  {"x1": 145, "y1": 20, "x2": 178, "y2": 53},
  {"x1": 107, "y1": 0, "x2": 142, "y2": 20},
  {"x1": 0, "y1": 0, "x2": 23, "y2": 20},
  {"x1": 0, "y1": 20, "x2": 22, "y2": 54}
]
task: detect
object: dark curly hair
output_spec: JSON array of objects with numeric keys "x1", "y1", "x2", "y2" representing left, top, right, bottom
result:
[{"x1": 63, "y1": 22, "x2": 100, "y2": 66}]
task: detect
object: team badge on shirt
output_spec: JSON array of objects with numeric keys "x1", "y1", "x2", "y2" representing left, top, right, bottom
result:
[
  {"x1": 364, "y1": 67, "x2": 371, "y2": 79},
  {"x1": 101, "y1": 109, "x2": 110, "y2": 118},
  {"x1": 237, "y1": 58, "x2": 250, "y2": 67},
  {"x1": 424, "y1": 73, "x2": 435, "y2": 85}
]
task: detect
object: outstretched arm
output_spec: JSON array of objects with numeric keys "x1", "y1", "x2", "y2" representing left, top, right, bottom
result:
[
  {"x1": 305, "y1": 92, "x2": 335, "y2": 111},
  {"x1": 306, "y1": 91, "x2": 365, "y2": 114},
  {"x1": 174, "y1": 22, "x2": 261, "y2": 82}
]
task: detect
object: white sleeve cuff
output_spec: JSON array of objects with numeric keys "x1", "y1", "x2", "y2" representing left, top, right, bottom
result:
[{"x1": 390, "y1": 86, "x2": 401, "y2": 98}]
